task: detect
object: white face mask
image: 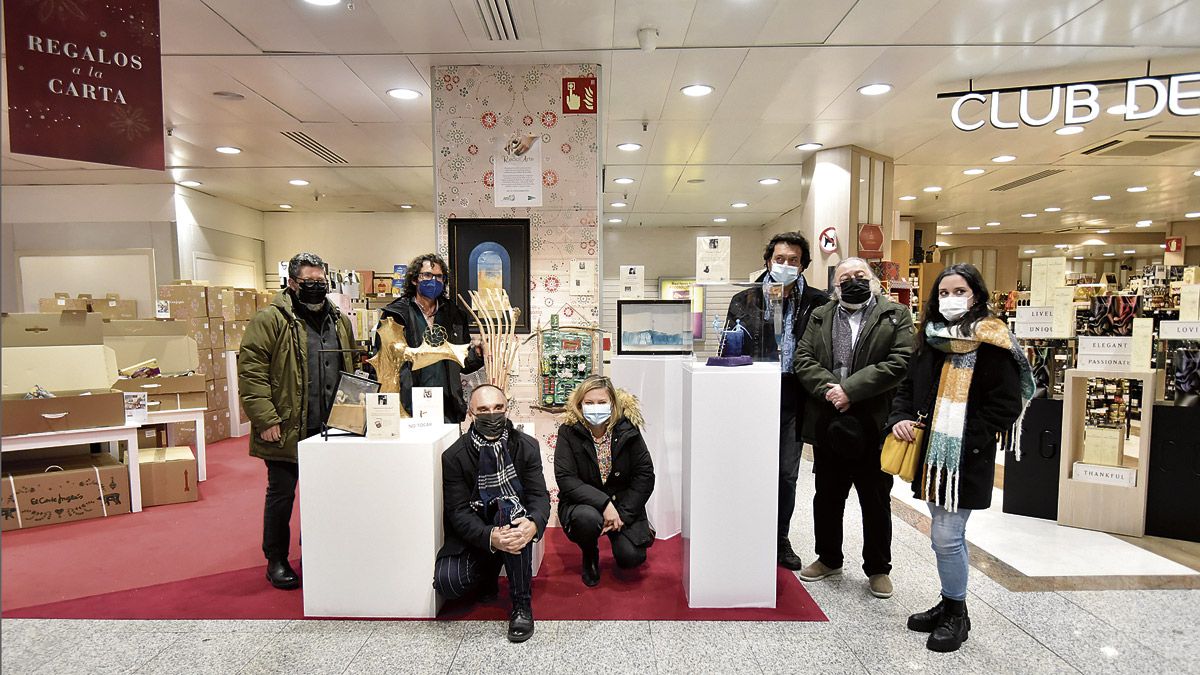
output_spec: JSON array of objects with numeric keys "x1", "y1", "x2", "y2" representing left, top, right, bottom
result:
[
  {"x1": 939, "y1": 295, "x2": 972, "y2": 322},
  {"x1": 582, "y1": 403, "x2": 611, "y2": 427},
  {"x1": 770, "y1": 263, "x2": 799, "y2": 285}
]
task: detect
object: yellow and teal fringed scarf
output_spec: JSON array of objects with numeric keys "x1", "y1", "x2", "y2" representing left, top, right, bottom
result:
[{"x1": 923, "y1": 318, "x2": 1034, "y2": 511}]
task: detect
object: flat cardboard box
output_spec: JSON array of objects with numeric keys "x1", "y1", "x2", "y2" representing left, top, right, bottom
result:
[
  {"x1": 209, "y1": 321, "x2": 226, "y2": 352},
  {"x1": 92, "y1": 294, "x2": 138, "y2": 320},
  {"x1": 117, "y1": 372, "x2": 208, "y2": 412},
  {"x1": 223, "y1": 320, "x2": 248, "y2": 351},
  {"x1": 186, "y1": 318, "x2": 212, "y2": 351},
  {"x1": 102, "y1": 320, "x2": 200, "y2": 376},
  {"x1": 133, "y1": 447, "x2": 198, "y2": 507},
  {"x1": 2, "y1": 389, "x2": 126, "y2": 437},
  {"x1": 0, "y1": 454, "x2": 131, "y2": 531},
  {"x1": 234, "y1": 290, "x2": 257, "y2": 321},
  {"x1": 2, "y1": 312, "x2": 120, "y2": 396},
  {"x1": 211, "y1": 349, "x2": 228, "y2": 379},
  {"x1": 158, "y1": 284, "x2": 208, "y2": 319},
  {"x1": 257, "y1": 291, "x2": 276, "y2": 311},
  {"x1": 38, "y1": 293, "x2": 90, "y2": 313},
  {"x1": 207, "y1": 286, "x2": 237, "y2": 321},
  {"x1": 138, "y1": 424, "x2": 167, "y2": 449},
  {"x1": 197, "y1": 349, "x2": 216, "y2": 380},
  {"x1": 207, "y1": 378, "x2": 229, "y2": 411},
  {"x1": 216, "y1": 408, "x2": 231, "y2": 440},
  {"x1": 205, "y1": 411, "x2": 229, "y2": 444},
  {"x1": 168, "y1": 421, "x2": 197, "y2": 447}
]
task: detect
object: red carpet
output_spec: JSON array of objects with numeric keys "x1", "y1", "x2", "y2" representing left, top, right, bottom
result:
[{"x1": 2, "y1": 436, "x2": 825, "y2": 622}]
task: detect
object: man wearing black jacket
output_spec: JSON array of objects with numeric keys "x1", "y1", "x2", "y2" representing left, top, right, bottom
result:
[
  {"x1": 725, "y1": 232, "x2": 829, "y2": 571},
  {"x1": 432, "y1": 384, "x2": 549, "y2": 642}
]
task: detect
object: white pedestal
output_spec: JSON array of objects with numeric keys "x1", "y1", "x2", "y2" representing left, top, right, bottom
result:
[
  {"x1": 298, "y1": 424, "x2": 458, "y2": 618},
  {"x1": 681, "y1": 360, "x2": 779, "y2": 608},
  {"x1": 609, "y1": 355, "x2": 685, "y2": 539},
  {"x1": 224, "y1": 351, "x2": 249, "y2": 438}
]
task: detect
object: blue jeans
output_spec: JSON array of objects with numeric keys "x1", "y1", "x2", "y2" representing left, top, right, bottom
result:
[{"x1": 928, "y1": 503, "x2": 972, "y2": 601}]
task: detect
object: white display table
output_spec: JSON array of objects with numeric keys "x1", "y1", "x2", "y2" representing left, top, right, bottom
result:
[
  {"x1": 298, "y1": 424, "x2": 459, "y2": 618},
  {"x1": 681, "y1": 360, "x2": 780, "y2": 608},
  {"x1": 3, "y1": 424, "x2": 144, "y2": 513},
  {"x1": 609, "y1": 355, "x2": 685, "y2": 539}
]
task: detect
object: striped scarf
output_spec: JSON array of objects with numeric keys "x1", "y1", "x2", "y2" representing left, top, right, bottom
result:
[
  {"x1": 470, "y1": 428, "x2": 527, "y2": 526},
  {"x1": 922, "y1": 318, "x2": 1034, "y2": 511}
]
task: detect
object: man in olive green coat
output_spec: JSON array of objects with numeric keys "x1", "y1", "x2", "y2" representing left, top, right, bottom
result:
[
  {"x1": 793, "y1": 257, "x2": 914, "y2": 600},
  {"x1": 238, "y1": 252, "x2": 355, "y2": 590}
]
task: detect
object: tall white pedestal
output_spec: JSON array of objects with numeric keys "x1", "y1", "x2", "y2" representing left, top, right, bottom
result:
[
  {"x1": 681, "y1": 361, "x2": 779, "y2": 608},
  {"x1": 298, "y1": 425, "x2": 458, "y2": 618},
  {"x1": 609, "y1": 355, "x2": 685, "y2": 539}
]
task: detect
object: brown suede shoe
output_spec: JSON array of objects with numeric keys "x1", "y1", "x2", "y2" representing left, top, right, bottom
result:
[
  {"x1": 869, "y1": 574, "x2": 894, "y2": 599},
  {"x1": 798, "y1": 560, "x2": 842, "y2": 582}
]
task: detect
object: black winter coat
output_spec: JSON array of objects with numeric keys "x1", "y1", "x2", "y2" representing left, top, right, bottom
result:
[
  {"x1": 374, "y1": 296, "x2": 484, "y2": 423},
  {"x1": 886, "y1": 342, "x2": 1024, "y2": 510},
  {"x1": 436, "y1": 425, "x2": 550, "y2": 559},
  {"x1": 554, "y1": 419, "x2": 656, "y2": 546}
]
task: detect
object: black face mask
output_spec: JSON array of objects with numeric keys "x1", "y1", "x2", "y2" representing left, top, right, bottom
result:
[
  {"x1": 295, "y1": 280, "x2": 328, "y2": 305},
  {"x1": 839, "y1": 278, "x2": 872, "y2": 304},
  {"x1": 473, "y1": 411, "x2": 507, "y2": 439}
]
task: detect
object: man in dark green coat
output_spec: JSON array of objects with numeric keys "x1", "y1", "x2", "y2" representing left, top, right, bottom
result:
[
  {"x1": 793, "y1": 257, "x2": 914, "y2": 600},
  {"x1": 238, "y1": 252, "x2": 355, "y2": 590}
]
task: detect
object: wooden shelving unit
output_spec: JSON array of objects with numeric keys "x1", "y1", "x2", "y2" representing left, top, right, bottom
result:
[{"x1": 907, "y1": 262, "x2": 943, "y2": 316}]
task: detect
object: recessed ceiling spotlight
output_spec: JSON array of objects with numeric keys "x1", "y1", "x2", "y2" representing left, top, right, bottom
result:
[
  {"x1": 304, "y1": 0, "x2": 341, "y2": 5},
  {"x1": 399, "y1": 204, "x2": 413, "y2": 209},
  {"x1": 1074, "y1": 255, "x2": 1085, "y2": 260},
  {"x1": 617, "y1": 143, "x2": 642, "y2": 151},
  {"x1": 857, "y1": 83, "x2": 892, "y2": 96},
  {"x1": 731, "y1": 202, "x2": 748, "y2": 208},
  {"x1": 178, "y1": 180, "x2": 202, "y2": 188},
  {"x1": 923, "y1": 186, "x2": 942, "y2": 193},
  {"x1": 963, "y1": 168, "x2": 985, "y2": 175},
  {"x1": 1126, "y1": 186, "x2": 1148, "y2": 193},
  {"x1": 795, "y1": 142, "x2": 823, "y2": 151},
  {"x1": 212, "y1": 91, "x2": 245, "y2": 101},
  {"x1": 967, "y1": 226, "x2": 981, "y2": 230},
  {"x1": 1022, "y1": 213, "x2": 1037, "y2": 218},
  {"x1": 278, "y1": 204, "x2": 292, "y2": 209},
  {"x1": 608, "y1": 218, "x2": 623, "y2": 223},
  {"x1": 386, "y1": 88, "x2": 421, "y2": 100},
  {"x1": 1194, "y1": 170, "x2": 1200, "y2": 177},
  {"x1": 758, "y1": 178, "x2": 780, "y2": 185},
  {"x1": 1188, "y1": 212, "x2": 1200, "y2": 218},
  {"x1": 1024, "y1": 249, "x2": 1037, "y2": 254},
  {"x1": 899, "y1": 195, "x2": 917, "y2": 201},
  {"x1": 289, "y1": 179, "x2": 309, "y2": 186},
  {"x1": 713, "y1": 217, "x2": 728, "y2": 223},
  {"x1": 1044, "y1": 207, "x2": 1061, "y2": 212},
  {"x1": 991, "y1": 155, "x2": 1016, "y2": 163},
  {"x1": 1055, "y1": 244, "x2": 1071, "y2": 249},
  {"x1": 215, "y1": 146, "x2": 241, "y2": 154},
  {"x1": 610, "y1": 202, "x2": 627, "y2": 208},
  {"x1": 935, "y1": 241, "x2": 951, "y2": 247},
  {"x1": 1055, "y1": 126, "x2": 1084, "y2": 135},
  {"x1": 1136, "y1": 220, "x2": 1152, "y2": 227},
  {"x1": 1106, "y1": 103, "x2": 1139, "y2": 115},
  {"x1": 1103, "y1": 252, "x2": 1116, "y2": 257},
  {"x1": 942, "y1": 231, "x2": 953, "y2": 235},
  {"x1": 1124, "y1": 250, "x2": 1136, "y2": 254},
  {"x1": 986, "y1": 221, "x2": 1000, "y2": 227},
  {"x1": 681, "y1": 84, "x2": 714, "y2": 97},
  {"x1": 614, "y1": 177, "x2": 635, "y2": 184},
  {"x1": 1092, "y1": 194, "x2": 1111, "y2": 201},
  {"x1": 1095, "y1": 229, "x2": 1111, "y2": 234}
]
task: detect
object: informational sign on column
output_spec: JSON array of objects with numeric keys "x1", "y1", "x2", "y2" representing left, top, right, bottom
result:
[
  {"x1": 695, "y1": 236, "x2": 731, "y2": 283},
  {"x1": 620, "y1": 265, "x2": 645, "y2": 299},
  {"x1": 1030, "y1": 257, "x2": 1067, "y2": 306},
  {"x1": 570, "y1": 259, "x2": 596, "y2": 296},
  {"x1": 493, "y1": 133, "x2": 543, "y2": 207}
]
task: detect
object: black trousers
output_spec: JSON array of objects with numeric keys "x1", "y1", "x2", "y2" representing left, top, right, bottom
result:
[
  {"x1": 811, "y1": 445, "x2": 894, "y2": 576},
  {"x1": 433, "y1": 545, "x2": 533, "y2": 610},
  {"x1": 778, "y1": 374, "x2": 803, "y2": 540},
  {"x1": 262, "y1": 458, "x2": 300, "y2": 561},
  {"x1": 560, "y1": 503, "x2": 648, "y2": 569}
]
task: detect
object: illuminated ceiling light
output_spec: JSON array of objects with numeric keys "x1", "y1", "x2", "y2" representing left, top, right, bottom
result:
[
  {"x1": 289, "y1": 179, "x2": 309, "y2": 186},
  {"x1": 1024, "y1": 249, "x2": 1037, "y2": 254},
  {"x1": 758, "y1": 178, "x2": 780, "y2": 185},
  {"x1": 608, "y1": 218, "x2": 623, "y2": 223},
  {"x1": 1086, "y1": 218, "x2": 1105, "y2": 225},
  {"x1": 278, "y1": 204, "x2": 292, "y2": 209},
  {"x1": 681, "y1": 84, "x2": 714, "y2": 97},
  {"x1": 386, "y1": 88, "x2": 421, "y2": 100},
  {"x1": 1092, "y1": 194, "x2": 1111, "y2": 201},
  {"x1": 857, "y1": 83, "x2": 892, "y2": 96},
  {"x1": 1194, "y1": 170, "x2": 1200, "y2": 177},
  {"x1": 610, "y1": 202, "x2": 627, "y2": 208},
  {"x1": 1083, "y1": 238, "x2": 1106, "y2": 245},
  {"x1": 1055, "y1": 244, "x2": 1071, "y2": 249},
  {"x1": 1096, "y1": 229, "x2": 1111, "y2": 234},
  {"x1": 215, "y1": 146, "x2": 241, "y2": 154},
  {"x1": 1187, "y1": 212, "x2": 1200, "y2": 218},
  {"x1": 967, "y1": 226, "x2": 981, "y2": 230},
  {"x1": 616, "y1": 143, "x2": 642, "y2": 151},
  {"x1": 796, "y1": 142, "x2": 823, "y2": 151},
  {"x1": 923, "y1": 186, "x2": 942, "y2": 193},
  {"x1": 991, "y1": 155, "x2": 1016, "y2": 163},
  {"x1": 1126, "y1": 186, "x2": 1147, "y2": 193},
  {"x1": 1103, "y1": 252, "x2": 1116, "y2": 257},
  {"x1": 730, "y1": 202, "x2": 748, "y2": 208},
  {"x1": 1124, "y1": 250, "x2": 1136, "y2": 254},
  {"x1": 713, "y1": 217, "x2": 728, "y2": 223},
  {"x1": 1136, "y1": 220, "x2": 1152, "y2": 227},
  {"x1": 613, "y1": 177, "x2": 635, "y2": 184},
  {"x1": 399, "y1": 204, "x2": 413, "y2": 209},
  {"x1": 1055, "y1": 126, "x2": 1084, "y2": 135},
  {"x1": 899, "y1": 195, "x2": 917, "y2": 201},
  {"x1": 942, "y1": 231, "x2": 953, "y2": 235},
  {"x1": 1022, "y1": 213, "x2": 1037, "y2": 218},
  {"x1": 1106, "y1": 103, "x2": 1139, "y2": 115},
  {"x1": 986, "y1": 221, "x2": 1000, "y2": 227},
  {"x1": 178, "y1": 180, "x2": 202, "y2": 188},
  {"x1": 1161, "y1": 244, "x2": 1168, "y2": 248},
  {"x1": 304, "y1": 0, "x2": 341, "y2": 5},
  {"x1": 1044, "y1": 207, "x2": 1061, "y2": 212},
  {"x1": 1074, "y1": 256, "x2": 1085, "y2": 260},
  {"x1": 963, "y1": 168, "x2": 985, "y2": 175}
]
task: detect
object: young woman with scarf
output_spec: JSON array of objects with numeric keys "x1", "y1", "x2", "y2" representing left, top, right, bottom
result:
[{"x1": 886, "y1": 263, "x2": 1034, "y2": 653}]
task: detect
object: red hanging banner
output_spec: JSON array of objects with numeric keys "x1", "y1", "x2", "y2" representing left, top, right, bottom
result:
[{"x1": 3, "y1": 0, "x2": 165, "y2": 170}]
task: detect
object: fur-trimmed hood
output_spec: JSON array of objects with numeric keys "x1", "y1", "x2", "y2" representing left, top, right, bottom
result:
[{"x1": 560, "y1": 388, "x2": 644, "y2": 429}]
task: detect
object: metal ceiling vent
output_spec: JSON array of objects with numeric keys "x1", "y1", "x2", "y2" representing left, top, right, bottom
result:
[
  {"x1": 475, "y1": 0, "x2": 519, "y2": 41},
  {"x1": 1081, "y1": 133, "x2": 1200, "y2": 158},
  {"x1": 280, "y1": 131, "x2": 347, "y2": 164},
  {"x1": 990, "y1": 169, "x2": 1065, "y2": 192}
]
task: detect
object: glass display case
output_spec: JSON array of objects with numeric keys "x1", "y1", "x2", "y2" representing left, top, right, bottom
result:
[{"x1": 616, "y1": 300, "x2": 693, "y2": 355}]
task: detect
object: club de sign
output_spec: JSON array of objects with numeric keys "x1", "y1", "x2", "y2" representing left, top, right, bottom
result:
[{"x1": 944, "y1": 72, "x2": 1200, "y2": 132}]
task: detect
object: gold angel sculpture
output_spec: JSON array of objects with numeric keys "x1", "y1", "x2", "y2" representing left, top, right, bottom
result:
[
  {"x1": 367, "y1": 318, "x2": 471, "y2": 415},
  {"x1": 459, "y1": 288, "x2": 521, "y2": 394}
]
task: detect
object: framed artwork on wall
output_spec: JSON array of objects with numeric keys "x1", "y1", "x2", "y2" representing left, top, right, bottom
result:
[{"x1": 448, "y1": 218, "x2": 532, "y2": 334}]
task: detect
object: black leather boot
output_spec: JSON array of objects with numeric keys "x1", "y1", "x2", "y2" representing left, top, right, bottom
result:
[
  {"x1": 507, "y1": 605, "x2": 535, "y2": 643},
  {"x1": 266, "y1": 558, "x2": 300, "y2": 590},
  {"x1": 777, "y1": 537, "x2": 803, "y2": 571},
  {"x1": 907, "y1": 597, "x2": 945, "y2": 632},
  {"x1": 582, "y1": 546, "x2": 600, "y2": 587},
  {"x1": 926, "y1": 598, "x2": 970, "y2": 652}
]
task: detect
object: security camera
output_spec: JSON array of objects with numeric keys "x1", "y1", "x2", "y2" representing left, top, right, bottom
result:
[{"x1": 637, "y1": 27, "x2": 658, "y2": 53}]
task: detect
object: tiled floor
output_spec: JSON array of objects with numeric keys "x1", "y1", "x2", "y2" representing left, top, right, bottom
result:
[{"x1": 4, "y1": 459, "x2": 1199, "y2": 674}]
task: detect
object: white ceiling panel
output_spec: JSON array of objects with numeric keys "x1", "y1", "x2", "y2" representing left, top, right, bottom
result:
[
  {"x1": 159, "y1": 0, "x2": 261, "y2": 54},
  {"x1": 825, "y1": 0, "x2": 941, "y2": 45},
  {"x1": 754, "y1": 48, "x2": 886, "y2": 123},
  {"x1": 755, "y1": 0, "x2": 858, "y2": 45},
  {"x1": 682, "y1": 0, "x2": 781, "y2": 47},
  {"x1": 606, "y1": 50, "x2": 679, "y2": 121},
  {"x1": 644, "y1": 121, "x2": 708, "y2": 164},
  {"x1": 213, "y1": 57, "x2": 346, "y2": 123},
  {"x1": 659, "y1": 49, "x2": 749, "y2": 121},
  {"x1": 729, "y1": 124, "x2": 812, "y2": 164},
  {"x1": 198, "y1": 0, "x2": 330, "y2": 53},
  {"x1": 965, "y1": 0, "x2": 1097, "y2": 45},
  {"x1": 1126, "y1": 0, "x2": 1200, "y2": 48},
  {"x1": 1039, "y1": 0, "x2": 1189, "y2": 46},
  {"x1": 367, "y1": 0, "x2": 475, "y2": 53},
  {"x1": 340, "y1": 56, "x2": 434, "y2": 123},
  {"x1": 532, "y1": 0, "x2": 615, "y2": 50},
  {"x1": 686, "y1": 122, "x2": 759, "y2": 165},
  {"x1": 274, "y1": 57, "x2": 398, "y2": 124}
]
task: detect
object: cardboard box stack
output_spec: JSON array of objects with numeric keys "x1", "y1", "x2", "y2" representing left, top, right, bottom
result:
[
  {"x1": 103, "y1": 320, "x2": 206, "y2": 413},
  {"x1": 38, "y1": 292, "x2": 91, "y2": 313},
  {"x1": 130, "y1": 447, "x2": 199, "y2": 507},
  {"x1": 1, "y1": 454, "x2": 132, "y2": 530}
]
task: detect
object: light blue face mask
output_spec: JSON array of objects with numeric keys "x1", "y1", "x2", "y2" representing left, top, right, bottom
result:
[
  {"x1": 582, "y1": 403, "x2": 611, "y2": 426},
  {"x1": 770, "y1": 263, "x2": 799, "y2": 285}
]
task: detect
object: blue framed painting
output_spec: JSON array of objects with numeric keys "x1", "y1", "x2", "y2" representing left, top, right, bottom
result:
[{"x1": 448, "y1": 218, "x2": 531, "y2": 334}]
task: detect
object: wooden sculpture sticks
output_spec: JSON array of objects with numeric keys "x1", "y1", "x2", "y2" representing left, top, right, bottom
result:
[{"x1": 459, "y1": 288, "x2": 520, "y2": 393}]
